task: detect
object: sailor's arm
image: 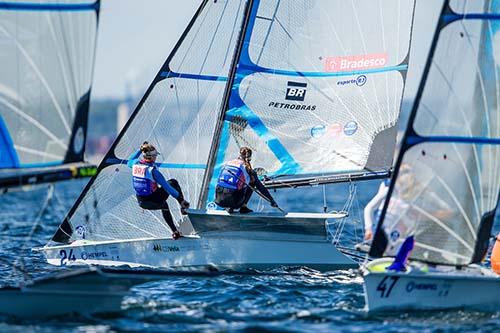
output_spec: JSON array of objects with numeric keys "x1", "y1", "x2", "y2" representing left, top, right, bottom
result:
[
  {"x1": 127, "y1": 150, "x2": 141, "y2": 168},
  {"x1": 151, "y1": 168, "x2": 181, "y2": 200},
  {"x1": 363, "y1": 183, "x2": 388, "y2": 240},
  {"x1": 252, "y1": 172, "x2": 277, "y2": 206}
]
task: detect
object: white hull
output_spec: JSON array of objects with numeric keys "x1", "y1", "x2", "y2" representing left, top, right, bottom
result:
[
  {"x1": 363, "y1": 258, "x2": 500, "y2": 312},
  {"x1": 41, "y1": 232, "x2": 357, "y2": 271}
]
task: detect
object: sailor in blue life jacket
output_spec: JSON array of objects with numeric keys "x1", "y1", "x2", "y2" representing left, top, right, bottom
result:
[
  {"x1": 215, "y1": 146, "x2": 277, "y2": 213},
  {"x1": 127, "y1": 141, "x2": 190, "y2": 240}
]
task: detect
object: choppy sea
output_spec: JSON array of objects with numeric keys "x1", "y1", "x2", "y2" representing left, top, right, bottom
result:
[{"x1": 0, "y1": 179, "x2": 499, "y2": 332}]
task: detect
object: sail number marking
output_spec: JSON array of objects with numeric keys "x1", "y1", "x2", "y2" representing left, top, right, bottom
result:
[
  {"x1": 376, "y1": 276, "x2": 399, "y2": 298},
  {"x1": 59, "y1": 249, "x2": 76, "y2": 266}
]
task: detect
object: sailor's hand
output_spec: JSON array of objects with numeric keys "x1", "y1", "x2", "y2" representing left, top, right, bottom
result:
[
  {"x1": 180, "y1": 200, "x2": 190, "y2": 215},
  {"x1": 270, "y1": 200, "x2": 278, "y2": 208},
  {"x1": 364, "y1": 230, "x2": 373, "y2": 241}
]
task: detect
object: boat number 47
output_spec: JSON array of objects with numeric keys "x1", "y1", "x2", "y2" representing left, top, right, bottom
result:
[
  {"x1": 376, "y1": 276, "x2": 399, "y2": 298},
  {"x1": 59, "y1": 249, "x2": 76, "y2": 266}
]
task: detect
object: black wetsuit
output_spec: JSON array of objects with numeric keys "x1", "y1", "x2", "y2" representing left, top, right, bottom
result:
[
  {"x1": 215, "y1": 170, "x2": 274, "y2": 209},
  {"x1": 136, "y1": 179, "x2": 185, "y2": 232}
]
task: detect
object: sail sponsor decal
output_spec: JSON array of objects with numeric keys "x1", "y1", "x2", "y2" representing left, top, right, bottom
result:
[
  {"x1": 285, "y1": 81, "x2": 307, "y2": 101},
  {"x1": 324, "y1": 53, "x2": 388, "y2": 72},
  {"x1": 268, "y1": 81, "x2": 316, "y2": 111},
  {"x1": 337, "y1": 75, "x2": 367, "y2": 87},
  {"x1": 310, "y1": 122, "x2": 356, "y2": 138},
  {"x1": 328, "y1": 123, "x2": 342, "y2": 137},
  {"x1": 73, "y1": 126, "x2": 85, "y2": 154},
  {"x1": 343, "y1": 121, "x2": 358, "y2": 136},
  {"x1": 310, "y1": 125, "x2": 327, "y2": 138}
]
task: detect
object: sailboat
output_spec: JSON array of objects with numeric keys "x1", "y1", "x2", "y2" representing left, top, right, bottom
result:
[
  {"x1": 363, "y1": 0, "x2": 500, "y2": 312},
  {"x1": 39, "y1": 0, "x2": 416, "y2": 271},
  {"x1": 0, "y1": 266, "x2": 186, "y2": 318},
  {"x1": 0, "y1": 1, "x2": 99, "y2": 190}
]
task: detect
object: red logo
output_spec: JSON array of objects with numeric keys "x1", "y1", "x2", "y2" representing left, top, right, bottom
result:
[
  {"x1": 324, "y1": 53, "x2": 388, "y2": 72},
  {"x1": 327, "y1": 123, "x2": 342, "y2": 137}
]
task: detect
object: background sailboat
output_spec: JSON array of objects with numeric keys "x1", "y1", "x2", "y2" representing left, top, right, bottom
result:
[
  {"x1": 0, "y1": 0, "x2": 99, "y2": 190},
  {"x1": 42, "y1": 0, "x2": 416, "y2": 271},
  {"x1": 363, "y1": 0, "x2": 500, "y2": 312}
]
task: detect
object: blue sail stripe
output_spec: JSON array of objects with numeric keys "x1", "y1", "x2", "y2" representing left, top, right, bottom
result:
[
  {"x1": 161, "y1": 64, "x2": 407, "y2": 83},
  {"x1": 407, "y1": 135, "x2": 500, "y2": 146},
  {"x1": 160, "y1": 71, "x2": 228, "y2": 82},
  {"x1": 106, "y1": 158, "x2": 206, "y2": 170},
  {"x1": 239, "y1": 63, "x2": 408, "y2": 78},
  {"x1": 0, "y1": 1, "x2": 98, "y2": 11},
  {"x1": 156, "y1": 163, "x2": 206, "y2": 169},
  {"x1": 0, "y1": 114, "x2": 19, "y2": 168},
  {"x1": 443, "y1": 13, "x2": 500, "y2": 24}
]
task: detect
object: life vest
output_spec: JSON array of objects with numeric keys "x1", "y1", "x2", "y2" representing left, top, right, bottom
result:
[
  {"x1": 217, "y1": 159, "x2": 248, "y2": 190},
  {"x1": 132, "y1": 160, "x2": 158, "y2": 196},
  {"x1": 492, "y1": 234, "x2": 500, "y2": 275}
]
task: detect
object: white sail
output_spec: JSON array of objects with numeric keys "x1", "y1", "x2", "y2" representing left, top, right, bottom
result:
[
  {"x1": 52, "y1": 0, "x2": 247, "y2": 243},
  {"x1": 370, "y1": 0, "x2": 500, "y2": 266},
  {"x1": 0, "y1": 0, "x2": 99, "y2": 187},
  {"x1": 201, "y1": 0, "x2": 416, "y2": 202}
]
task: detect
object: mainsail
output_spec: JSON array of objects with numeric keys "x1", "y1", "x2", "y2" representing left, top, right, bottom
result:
[
  {"x1": 370, "y1": 0, "x2": 500, "y2": 266},
  {"x1": 201, "y1": 0, "x2": 416, "y2": 204},
  {"x1": 0, "y1": 1, "x2": 99, "y2": 189},
  {"x1": 50, "y1": 0, "x2": 416, "y2": 244}
]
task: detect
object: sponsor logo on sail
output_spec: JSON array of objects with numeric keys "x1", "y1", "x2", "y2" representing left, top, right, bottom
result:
[
  {"x1": 328, "y1": 123, "x2": 342, "y2": 137},
  {"x1": 268, "y1": 81, "x2": 317, "y2": 111},
  {"x1": 285, "y1": 81, "x2": 307, "y2": 101},
  {"x1": 324, "y1": 53, "x2": 388, "y2": 72},
  {"x1": 337, "y1": 75, "x2": 367, "y2": 87},
  {"x1": 343, "y1": 121, "x2": 358, "y2": 136},
  {"x1": 310, "y1": 125, "x2": 327, "y2": 138}
]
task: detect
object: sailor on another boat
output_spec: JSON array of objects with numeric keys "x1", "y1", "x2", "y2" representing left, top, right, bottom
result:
[
  {"x1": 127, "y1": 141, "x2": 190, "y2": 240},
  {"x1": 215, "y1": 147, "x2": 278, "y2": 213},
  {"x1": 364, "y1": 164, "x2": 453, "y2": 256}
]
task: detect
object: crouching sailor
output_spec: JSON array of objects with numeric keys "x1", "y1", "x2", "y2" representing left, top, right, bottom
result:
[
  {"x1": 215, "y1": 146, "x2": 277, "y2": 213},
  {"x1": 127, "y1": 141, "x2": 190, "y2": 240}
]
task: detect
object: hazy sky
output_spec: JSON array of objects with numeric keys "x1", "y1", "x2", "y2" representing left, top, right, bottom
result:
[{"x1": 92, "y1": 0, "x2": 441, "y2": 100}]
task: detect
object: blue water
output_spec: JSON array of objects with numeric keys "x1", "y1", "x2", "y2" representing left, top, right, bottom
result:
[{"x1": 0, "y1": 179, "x2": 499, "y2": 332}]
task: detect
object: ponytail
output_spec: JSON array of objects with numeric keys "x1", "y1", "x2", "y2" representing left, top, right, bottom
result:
[{"x1": 239, "y1": 147, "x2": 254, "y2": 183}]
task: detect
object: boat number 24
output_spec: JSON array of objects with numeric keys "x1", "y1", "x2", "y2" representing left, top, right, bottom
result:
[
  {"x1": 59, "y1": 249, "x2": 76, "y2": 266},
  {"x1": 376, "y1": 276, "x2": 399, "y2": 298}
]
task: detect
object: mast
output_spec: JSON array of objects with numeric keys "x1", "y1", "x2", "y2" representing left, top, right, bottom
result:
[{"x1": 198, "y1": 0, "x2": 254, "y2": 208}]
